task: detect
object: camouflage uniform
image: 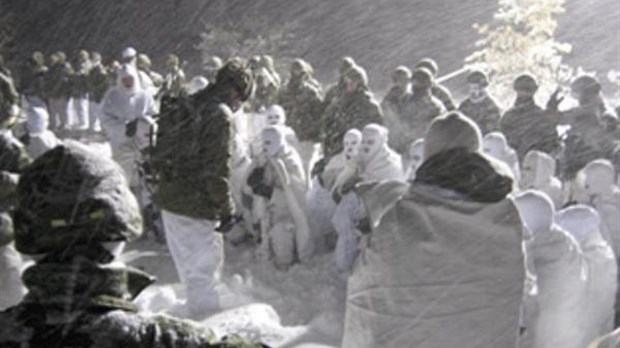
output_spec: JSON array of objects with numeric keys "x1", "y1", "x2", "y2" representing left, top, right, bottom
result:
[
  {"x1": 87, "y1": 57, "x2": 110, "y2": 132},
  {"x1": 0, "y1": 141, "x2": 266, "y2": 348},
  {"x1": 500, "y1": 100, "x2": 559, "y2": 161},
  {"x1": 47, "y1": 52, "x2": 74, "y2": 130},
  {"x1": 19, "y1": 52, "x2": 48, "y2": 107},
  {"x1": 0, "y1": 73, "x2": 19, "y2": 123},
  {"x1": 159, "y1": 54, "x2": 187, "y2": 99},
  {"x1": 395, "y1": 91, "x2": 443, "y2": 151},
  {"x1": 321, "y1": 66, "x2": 383, "y2": 159},
  {"x1": 70, "y1": 50, "x2": 92, "y2": 129},
  {"x1": 415, "y1": 58, "x2": 455, "y2": 111},
  {"x1": 458, "y1": 96, "x2": 501, "y2": 134},
  {"x1": 277, "y1": 60, "x2": 323, "y2": 142}
]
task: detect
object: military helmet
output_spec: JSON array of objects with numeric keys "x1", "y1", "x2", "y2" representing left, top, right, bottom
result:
[
  {"x1": 570, "y1": 75, "x2": 601, "y2": 96},
  {"x1": 76, "y1": 49, "x2": 89, "y2": 64},
  {"x1": 411, "y1": 67, "x2": 434, "y2": 86},
  {"x1": 345, "y1": 65, "x2": 368, "y2": 87},
  {"x1": 215, "y1": 58, "x2": 254, "y2": 102},
  {"x1": 13, "y1": 141, "x2": 142, "y2": 255},
  {"x1": 466, "y1": 70, "x2": 489, "y2": 87},
  {"x1": 55, "y1": 51, "x2": 67, "y2": 64},
  {"x1": 31, "y1": 51, "x2": 45, "y2": 66},
  {"x1": 166, "y1": 53, "x2": 180, "y2": 68},
  {"x1": 392, "y1": 65, "x2": 412, "y2": 81},
  {"x1": 339, "y1": 56, "x2": 356, "y2": 76},
  {"x1": 137, "y1": 53, "x2": 152, "y2": 69},
  {"x1": 415, "y1": 58, "x2": 439, "y2": 77},
  {"x1": 513, "y1": 74, "x2": 538, "y2": 93}
]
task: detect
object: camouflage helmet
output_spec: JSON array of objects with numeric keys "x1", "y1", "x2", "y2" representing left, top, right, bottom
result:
[
  {"x1": 90, "y1": 52, "x2": 102, "y2": 65},
  {"x1": 411, "y1": 67, "x2": 434, "y2": 86},
  {"x1": 136, "y1": 53, "x2": 152, "y2": 69},
  {"x1": 339, "y1": 56, "x2": 356, "y2": 76},
  {"x1": 466, "y1": 70, "x2": 489, "y2": 87},
  {"x1": 260, "y1": 55, "x2": 276, "y2": 71},
  {"x1": 215, "y1": 58, "x2": 254, "y2": 102},
  {"x1": 76, "y1": 49, "x2": 89, "y2": 63},
  {"x1": 392, "y1": 65, "x2": 412, "y2": 82},
  {"x1": 13, "y1": 141, "x2": 142, "y2": 255},
  {"x1": 344, "y1": 64, "x2": 368, "y2": 88},
  {"x1": 290, "y1": 58, "x2": 314, "y2": 79},
  {"x1": 54, "y1": 51, "x2": 67, "y2": 64},
  {"x1": 570, "y1": 75, "x2": 601, "y2": 96},
  {"x1": 513, "y1": 74, "x2": 538, "y2": 93},
  {"x1": 415, "y1": 58, "x2": 439, "y2": 77},
  {"x1": 248, "y1": 56, "x2": 261, "y2": 71},
  {"x1": 31, "y1": 51, "x2": 45, "y2": 66},
  {"x1": 166, "y1": 53, "x2": 180, "y2": 68}
]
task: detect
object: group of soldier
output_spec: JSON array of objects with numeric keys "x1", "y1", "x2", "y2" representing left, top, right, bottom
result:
[{"x1": 1, "y1": 45, "x2": 620, "y2": 347}]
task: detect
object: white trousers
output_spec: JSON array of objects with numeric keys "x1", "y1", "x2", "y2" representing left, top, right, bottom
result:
[
  {"x1": 88, "y1": 101, "x2": 102, "y2": 132},
  {"x1": 331, "y1": 193, "x2": 364, "y2": 273},
  {"x1": 161, "y1": 210, "x2": 223, "y2": 319},
  {"x1": 69, "y1": 96, "x2": 89, "y2": 129},
  {"x1": 48, "y1": 98, "x2": 69, "y2": 130}
]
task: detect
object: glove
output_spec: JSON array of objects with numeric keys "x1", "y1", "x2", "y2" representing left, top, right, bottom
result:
[
  {"x1": 546, "y1": 88, "x2": 564, "y2": 113},
  {"x1": 332, "y1": 190, "x2": 342, "y2": 204},
  {"x1": 125, "y1": 119, "x2": 138, "y2": 137},
  {"x1": 253, "y1": 183, "x2": 273, "y2": 199},
  {"x1": 311, "y1": 158, "x2": 327, "y2": 178},
  {"x1": 247, "y1": 166, "x2": 265, "y2": 189},
  {"x1": 356, "y1": 217, "x2": 372, "y2": 235},
  {"x1": 215, "y1": 215, "x2": 242, "y2": 233},
  {"x1": 340, "y1": 177, "x2": 360, "y2": 195}
]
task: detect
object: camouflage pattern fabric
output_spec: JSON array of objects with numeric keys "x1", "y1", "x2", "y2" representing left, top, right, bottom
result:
[
  {"x1": 0, "y1": 73, "x2": 19, "y2": 122},
  {"x1": 393, "y1": 92, "x2": 443, "y2": 152},
  {"x1": 47, "y1": 62, "x2": 74, "y2": 100},
  {"x1": 87, "y1": 65, "x2": 110, "y2": 103},
  {"x1": 71, "y1": 62, "x2": 91, "y2": 98},
  {"x1": 458, "y1": 96, "x2": 502, "y2": 135},
  {"x1": 431, "y1": 84, "x2": 455, "y2": 111},
  {"x1": 321, "y1": 89, "x2": 383, "y2": 159},
  {"x1": 0, "y1": 258, "x2": 268, "y2": 348},
  {"x1": 277, "y1": 78, "x2": 323, "y2": 142}
]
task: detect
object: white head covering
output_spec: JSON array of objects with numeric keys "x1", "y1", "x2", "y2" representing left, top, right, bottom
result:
[
  {"x1": 424, "y1": 112, "x2": 482, "y2": 159},
  {"x1": 360, "y1": 124, "x2": 403, "y2": 181},
  {"x1": 26, "y1": 106, "x2": 49, "y2": 135},
  {"x1": 118, "y1": 64, "x2": 140, "y2": 96},
  {"x1": 343, "y1": 128, "x2": 362, "y2": 161},
  {"x1": 483, "y1": 132, "x2": 511, "y2": 159},
  {"x1": 122, "y1": 47, "x2": 137, "y2": 62},
  {"x1": 514, "y1": 190, "x2": 555, "y2": 235},
  {"x1": 262, "y1": 126, "x2": 287, "y2": 157},
  {"x1": 265, "y1": 104, "x2": 286, "y2": 126},
  {"x1": 555, "y1": 204, "x2": 601, "y2": 242},
  {"x1": 521, "y1": 150, "x2": 556, "y2": 189},
  {"x1": 404, "y1": 138, "x2": 425, "y2": 180},
  {"x1": 580, "y1": 159, "x2": 616, "y2": 198},
  {"x1": 186, "y1": 75, "x2": 208, "y2": 95}
]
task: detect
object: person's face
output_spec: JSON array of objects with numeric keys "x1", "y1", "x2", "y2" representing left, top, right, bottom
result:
[
  {"x1": 360, "y1": 130, "x2": 382, "y2": 162},
  {"x1": 266, "y1": 112, "x2": 283, "y2": 126},
  {"x1": 345, "y1": 79, "x2": 358, "y2": 95},
  {"x1": 122, "y1": 75, "x2": 135, "y2": 89},
  {"x1": 343, "y1": 134, "x2": 360, "y2": 160},
  {"x1": 468, "y1": 83, "x2": 484, "y2": 99}
]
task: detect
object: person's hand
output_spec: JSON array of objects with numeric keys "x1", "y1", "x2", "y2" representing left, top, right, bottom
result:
[
  {"x1": 332, "y1": 190, "x2": 342, "y2": 204},
  {"x1": 125, "y1": 119, "x2": 138, "y2": 137},
  {"x1": 311, "y1": 158, "x2": 327, "y2": 178},
  {"x1": 247, "y1": 166, "x2": 265, "y2": 188},
  {"x1": 546, "y1": 88, "x2": 564, "y2": 112},
  {"x1": 216, "y1": 215, "x2": 238, "y2": 233},
  {"x1": 253, "y1": 183, "x2": 273, "y2": 199},
  {"x1": 341, "y1": 177, "x2": 360, "y2": 195}
]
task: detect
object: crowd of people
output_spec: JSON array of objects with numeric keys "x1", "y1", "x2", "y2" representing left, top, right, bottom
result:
[{"x1": 0, "y1": 45, "x2": 619, "y2": 347}]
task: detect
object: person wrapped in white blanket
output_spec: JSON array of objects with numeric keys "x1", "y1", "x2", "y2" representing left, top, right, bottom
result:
[
  {"x1": 101, "y1": 64, "x2": 157, "y2": 188},
  {"x1": 401, "y1": 138, "x2": 424, "y2": 181},
  {"x1": 23, "y1": 106, "x2": 61, "y2": 160},
  {"x1": 307, "y1": 128, "x2": 362, "y2": 254},
  {"x1": 520, "y1": 150, "x2": 565, "y2": 209},
  {"x1": 514, "y1": 190, "x2": 588, "y2": 348},
  {"x1": 246, "y1": 125, "x2": 311, "y2": 268},
  {"x1": 482, "y1": 131, "x2": 520, "y2": 182},
  {"x1": 331, "y1": 124, "x2": 403, "y2": 273},
  {"x1": 555, "y1": 205, "x2": 617, "y2": 347}
]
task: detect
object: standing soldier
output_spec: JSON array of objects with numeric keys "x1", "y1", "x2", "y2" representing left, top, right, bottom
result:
[
  {"x1": 87, "y1": 52, "x2": 110, "y2": 134},
  {"x1": 154, "y1": 59, "x2": 254, "y2": 319},
  {"x1": 321, "y1": 65, "x2": 383, "y2": 160},
  {"x1": 277, "y1": 59, "x2": 323, "y2": 175},
  {"x1": 136, "y1": 53, "x2": 163, "y2": 98},
  {"x1": 159, "y1": 53, "x2": 186, "y2": 98},
  {"x1": 458, "y1": 70, "x2": 501, "y2": 135},
  {"x1": 415, "y1": 57, "x2": 456, "y2": 111},
  {"x1": 500, "y1": 74, "x2": 559, "y2": 161},
  {"x1": 19, "y1": 51, "x2": 48, "y2": 109},
  {"x1": 382, "y1": 66, "x2": 412, "y2": 151},
  {"x1": 70, "y1": 49, "x2": 91, "y2": 130},
  {"x1": 46, "y1": 52, "x2": 73, "y2": 131},
  {"x1": 397, "y1": 67, "x2": 444, "y2": 152}
]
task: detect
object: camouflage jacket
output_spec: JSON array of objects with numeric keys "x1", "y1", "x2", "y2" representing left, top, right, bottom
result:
[
  {"x1": 71, "y1": 63, "x2": 91, "y2": 98},
  {"x1": 458, "y1": 96, "x2": 501, "y2": 135},
  {"x1": 46, "y1": 62, "x2": 74, "y2": 100},
  {"x1": 321, "y1": 89, "x2": 383, "y2": 158},
  {"x1": 395, "y1": 92, "x2": 443, "y2": 150},
  {"x1": 19, "y1": 65, "x2": 48, "y2": 100},
  {"x1": 277, "y1": 79, "x2": 323, "y2": 142},
  {"x1": 0, "y1": 259, "x2": 267, "y2": 348},
  {"x1": 87, "y1": 65, "x2": 110, "y2": 103},
  {"x1": 154, "y1": 88, "x2": 236, "y2": 221},
  {"x1": 431, "y1": 84, "x2": 455, "y2": 111},
  {"x1": 0, "y1": 73, "x2": 19, "y2": 120},
  {"x1": 500, "y1": 100, "x2": 560, "y2": 161}
]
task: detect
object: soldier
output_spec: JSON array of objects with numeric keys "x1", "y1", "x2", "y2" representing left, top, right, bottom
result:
[
  {"x1": 19, "y1": 51, "x2": 48, "y2": 109},
  {"x1": 0, "y1": 141, "x2": 266, "y2": 347},
  {"x1": 277, "y1": 59, "x2": 323, "y2": 175},
  {"x1": 320, "y1": 64, "x2": 383, "y2": 160},
  {"x1": 136, "y1": 53, "x2": 163, "y2": 98},
  {"x1": 382, "y1": 66, "x2": 412, "y2": 152},
  {"x1": 414, "y1": 57, "x2": 456, "y2": 111},
  {"x1": 458, "y1": 70, "x2": 501, "y2": 134},
  {"x1": 70, "y1": 49, "x2": 91, "y2": 130},
  {"x1": 203, "y1": 56, "x2": 223, "y2": 84},
  {"x1": 323, "y1": 56, "x2": 356, "y2": 110},
  {"x1": 46, "y1": 51, "x2": 73, "y2": 131},
  {"x1": 87, "y1": 52, "x2": 110, "y2": 133},
  {"x1": 396, "y1": 67, "x2": 444, "y2": 153},
  {"x1": 159, "y1": 53, "x2": 187, "y2": 98},
  {"x1": 500, "y1": 74, "x2": 560, "y2": 161},
  {"x1": 154, "y1": 59, "x2": 253, "y2": 319}
]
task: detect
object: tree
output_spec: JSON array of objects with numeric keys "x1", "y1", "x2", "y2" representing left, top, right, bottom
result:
[{"x1": 466, "y1": 0, "x2": 574, "y2": 108}]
